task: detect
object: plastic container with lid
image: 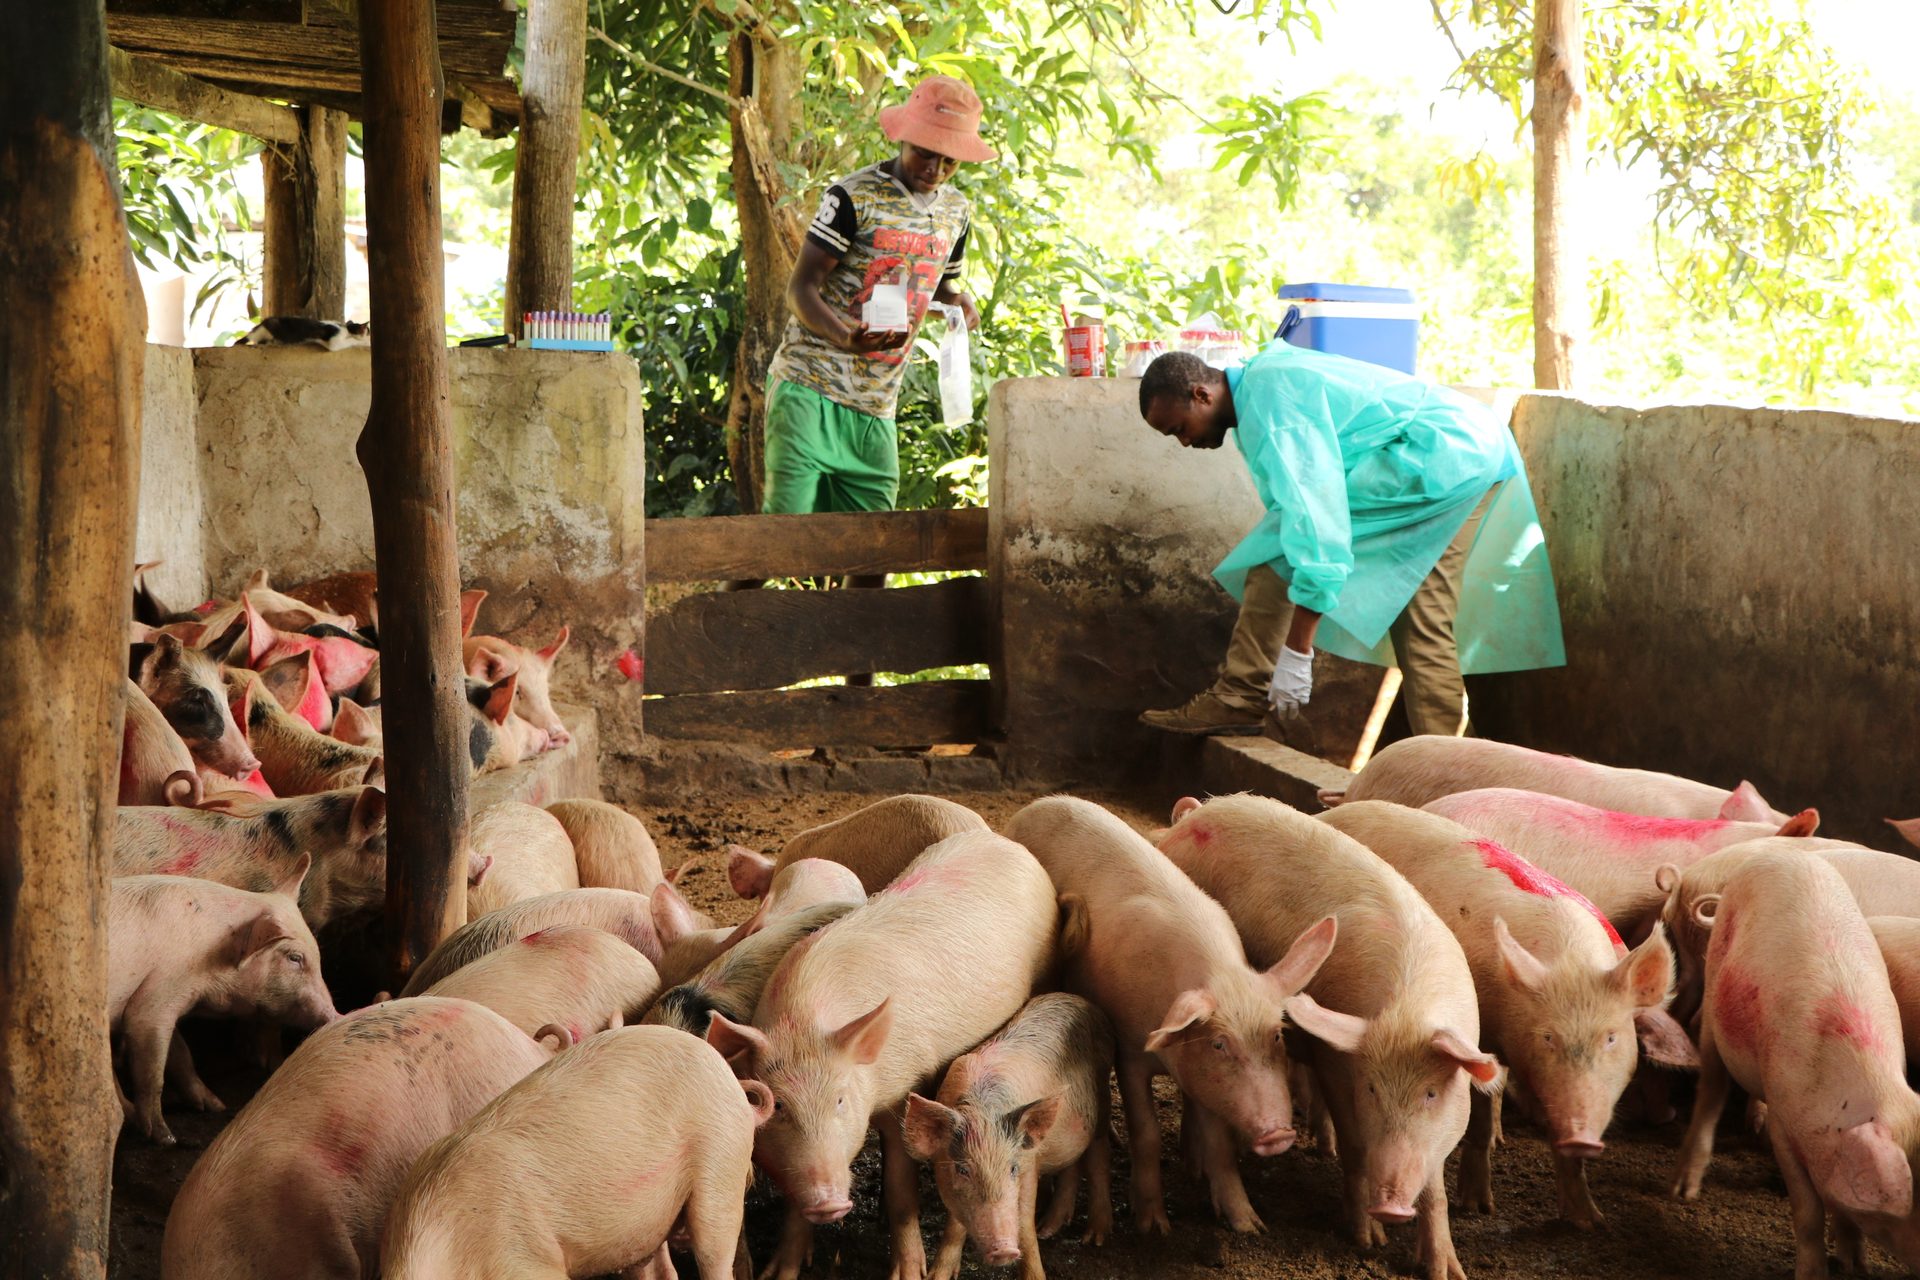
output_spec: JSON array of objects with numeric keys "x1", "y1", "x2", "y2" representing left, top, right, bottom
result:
[
  {"x1": 1119, "y1": 340, "x2": 1166, "y2": 378},
  {"x1": 1275, "y1": 282, "x2": 1419, "y2": 373}
]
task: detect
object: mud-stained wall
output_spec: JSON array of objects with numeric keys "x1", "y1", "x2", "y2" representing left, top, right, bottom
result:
[
  {"x1": 134, "y1": 345, "x2": 206, "y2": 608},
  {"x1": 177, "y1": 346, "x2": 647, "y2": 755},
  {"x1": 988, "y1": 377, "x2": 1382, "y2": 785},
  {"x1": 1472, "y1": 395, "x2": 1920, "y2": 845}
]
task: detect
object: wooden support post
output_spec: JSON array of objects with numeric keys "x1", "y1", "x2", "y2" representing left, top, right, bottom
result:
[
  {"x1": 503, "y1": 0, "x2": 588, "y2": 337},
  {"x1": 357, "y1": 0, "x2": 471, "y2": 984},
  {"x1": 1532, "y1": 0, "x2": 1585, "y2": 390},
  {"x1": 0, "y1": 0, "x2": 145, "y2": 1274},
  {"x1": 262, "y1": 104, "x2": 348, "y2": 319}
]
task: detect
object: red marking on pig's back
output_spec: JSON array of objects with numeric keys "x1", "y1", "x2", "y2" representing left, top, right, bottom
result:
[
  {"x1": 158, "y1": 847, "x2": 204, "y2": 876},
  {"x1": 1575, "y1": 808, "x2": 1731, "y2": 846},
  {"x1": 1469, "y1": 838, "x2": 1623, "y2": 946},
  {"x1": 883, "y1": 868, "x2": 931, "y2": 896},
  {"x1": 1813, "y1": 993, "x2": 1886, "y2": 1055},
  {"x1": 1714, "y1": 964, "x2": 1765, "y2": 1053}
]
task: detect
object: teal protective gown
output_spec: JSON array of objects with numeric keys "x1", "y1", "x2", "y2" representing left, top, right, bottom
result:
[{"x1": 1215, "y1": 342, "x2": 1565, "y2": 674}]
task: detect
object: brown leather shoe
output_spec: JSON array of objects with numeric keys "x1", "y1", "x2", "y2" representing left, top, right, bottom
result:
[{"x1": 1139, "y1": 690, "x2": 1264, "y2": 736}]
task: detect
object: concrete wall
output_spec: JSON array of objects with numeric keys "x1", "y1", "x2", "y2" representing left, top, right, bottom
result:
[
  {"x1": 134, "y1": 345, "x2": 206, "y2": 607},
  {"x1": 160, "y1": 345, "x2": 647, "y2": 755},
  {"x1": 988, "y1": 377, "x2": 1382, "y2": 784},
  {"x1": 1473, "y1": 395, "x2": 1920, "y2": 844}
]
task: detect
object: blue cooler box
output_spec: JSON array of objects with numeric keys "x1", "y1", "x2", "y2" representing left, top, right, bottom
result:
[{"x1": 1275, "y1": 282, "x2": 1419, "y2": 373}]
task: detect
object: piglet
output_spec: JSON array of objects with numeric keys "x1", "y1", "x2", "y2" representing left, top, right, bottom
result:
[
  {"x1": 1005, "y1": 795, "x2": 1334, "y2": 1235},
  {"x1": 424, "y1": 923, "x2": 660, "y2": 1041},
  {"x1": 132, "y1": 632, "x2": 259, "y2": 781},
  {"x1": 111, "y1": 866, "x2": 337, "y2": 1144},
  {"x1": 382, "y1": 1025, "x2": 771, "y2": 1279},
  {"x1": 465, "y1": 624, "x2": 571, "y2": 747},
  {"x1": 726, "y1": 793, "x2": 987, "y2": 899},
  {"x1": 546, "y1": 797, "x2": 665, "y2": 893},
  {"x1": 645, "y1": 900, "x2": 855, "y2": 1038},
  {"x1": 256, "y1": 648, "x2": 335, "y2": 732},
  {"x1": 464, "y1": 672, "x2": 549, "y2": 771},
  {"x1": 401, "y1": 888, "x2": 662, "y2": 995},
  {"x1": 649, "y1": 880, "x2": 742, "y2": 987},
  {"x1": 119, "y1": 678, "x2": 199, "y2": 806},
  {"x1": 765, "y1": 856, "x2": 867, "y2": 919},
  {"x1": 466, "y1": 801, "x2": 580, "y2": 919},
  {"x1": 227, "y1": 668, "x2": 382, "y2": 796},
  {"x1": 239, "y1": 568, "x2": 360, "y2": 634},
  {"x1": 1335, "y1": 735, "x2": 1791, "y2": 824},
  {"x1": 1162, "y1": 795, "x2": 1496, "y2": 1279},
  {"x1": 1671, "y1": 850, "x2": 1920, "y2": 1279},
  {"x1": 906, "y1": 993, "x2": 1116, "y2": 1280},
  {"x1": 161, "y1": 998, "x2": 564, "y2": 1279},
  {"x1": 1320, "y1": 801, "x2": 1688, "y2": 1229}
]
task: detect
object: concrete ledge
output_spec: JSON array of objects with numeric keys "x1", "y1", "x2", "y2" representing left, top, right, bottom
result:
[
  {"x1": 1200, "y1": 736, "x2": 1355, "y2": 812},
  {"x1": 605, "y1": 737, "x2": 1006, "y2": 807},
  {"x1": 469, "y1": 703, "x2": 601, "y2": 812}
]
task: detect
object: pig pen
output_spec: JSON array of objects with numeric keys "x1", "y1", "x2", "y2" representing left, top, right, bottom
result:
[{"x1": 112, "y1": 351, "x2": 1919, "y2": 1278}]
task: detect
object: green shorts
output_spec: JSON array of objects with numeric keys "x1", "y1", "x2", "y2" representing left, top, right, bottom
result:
[{"x1": 762, "y1": 379, "x2": 900, "y2": 514}]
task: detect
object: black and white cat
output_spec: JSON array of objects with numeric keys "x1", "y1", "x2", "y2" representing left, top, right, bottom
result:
[{"x1": 236, "y1": 317, "x2": 371, "y2": 350}]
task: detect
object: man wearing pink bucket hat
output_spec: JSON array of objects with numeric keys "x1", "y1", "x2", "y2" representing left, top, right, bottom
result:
[{"x1": 762, "y1": 74, "x2": 992, "y2": 517}]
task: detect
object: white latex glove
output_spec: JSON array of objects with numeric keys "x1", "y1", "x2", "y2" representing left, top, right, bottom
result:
[{"x1": 1268, "y1": 646, "x2": 1315, "y2": 716}]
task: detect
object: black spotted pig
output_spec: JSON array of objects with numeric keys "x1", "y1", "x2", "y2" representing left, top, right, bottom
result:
[
  {"x1": 161, "y1": 998, "x2": 565, "y2": 1280},
  {"x1": 424, "y1": 924, "x2": 660, "y2": 1041},
  {"x1": 381, "y1": 1026, "x2": 772, "y2": 1279},
  {"x1": 644, "y1": 901, "x2": 856, "y2": 1038},
  {"x1": 400, "y1": 889, "x2": 662, "y2": 996},
  {"x1": 132, "y1": 632, "x2": 260, "y2": 781},
  {"x1": 725, "y1": 793, "x2": 987, "y2": 899},
  {"x1": 226, "y1": 669, "x2": 382, "y2": 797},
  {"x1": 111, "y1": 868, "x2": 337, "y2": 1144},
  {"x1": 905, "y1": 993, "x2": 1116, "y2": 1280}
]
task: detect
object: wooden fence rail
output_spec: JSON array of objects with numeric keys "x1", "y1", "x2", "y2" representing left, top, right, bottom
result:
[{"x1": 645, "y1": 508, "x2": 989, "y2": 582}]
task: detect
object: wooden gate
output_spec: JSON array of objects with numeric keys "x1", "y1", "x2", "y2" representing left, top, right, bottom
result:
[{"x1": 642, "y1": 509, "x2": 992, "y2": 749}]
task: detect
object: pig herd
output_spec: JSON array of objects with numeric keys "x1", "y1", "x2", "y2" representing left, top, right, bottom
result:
[{"x1": 111, "y1": 618, "x2": 1920, "y2": 1280}]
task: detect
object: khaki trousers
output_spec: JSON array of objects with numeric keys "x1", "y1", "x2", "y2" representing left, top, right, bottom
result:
[{"x1": 1213, "y1": 488, "x2": 1496, "y2": 738}]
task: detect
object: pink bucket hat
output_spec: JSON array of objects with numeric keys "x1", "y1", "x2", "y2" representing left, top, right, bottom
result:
[{"x1": 879, "y1": 75, "x2": 998, "y2": 164}]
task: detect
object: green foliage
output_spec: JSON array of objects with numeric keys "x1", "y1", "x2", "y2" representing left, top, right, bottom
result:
[{"x1": 113, "y1": 103, "x2": 259, "y2": 319}]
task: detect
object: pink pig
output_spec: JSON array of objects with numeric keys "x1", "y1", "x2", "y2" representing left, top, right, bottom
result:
[
  {"x1": 132, "y1": 631, "x2": 260, "y2": 781},
  {"x1": 545, "y1": 798, "x2": 666, "y2": 893},
  {"x1": 465, "y1": 801, "x2": 580, "y2": 920},
  {"x1": 381, "y1": 1026, "x2": 772, "y2": 1280},
  {"x1": 1161, "y1": 794, "x2": 1498, "y2": 1280},
  {"x1": 725, "y1": 793, "x2": 987, "y2": 899},
  {"x1": 1334, "y1": 735, "x2": 1791, "y2": 824},
  {"x1": 424, "y1": 923, "x2": 661, "y2": 1041},
  {"x1": 765, "y1": 857, "x2": 868, "y2": 919},
  {"x1": 1671, "y1": 850, "x2": 1920, "y2": 1279},
  {"x1": 1425, "y1": 786, "x2": 1818, "y2": 941},
  {"x1": 161, "y1": 997, "x2": 565, "y2": 1279},
  {"x1": 464, "y1": 625, "x2": 571, "y2": 748},
  {"x1": 240, "y1": 595, "x2": 380, "y2": 695},
  {"x1": 226, "y1": 669, "x2": 382, "y2": 797},
  {"x1": 119, "y1": 678, "x2": 199, "y2": 806},
  {"x1": 1005, "y1": 795, "x2": 1335, "y2": 1237},
  {"x1": 1320, "y1": 801, "x2": 1690, "y2": 1229},
  {"x1": 400, "y1": 888, "x2": 663, "y2": 996}
]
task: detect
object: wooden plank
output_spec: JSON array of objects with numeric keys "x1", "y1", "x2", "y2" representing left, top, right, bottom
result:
[
  {"x1": 644, "y1": 680, "x2": 991, "y2": 748},
  {"x1": 108, "y1": 46, "x2": 300, "y2": 142},
  {"x1": 647, "y1": 578, "x2": 987, "y2": 695},
  {"x1": 647, "y1": 509, "x2": 990, "y2": 583}
]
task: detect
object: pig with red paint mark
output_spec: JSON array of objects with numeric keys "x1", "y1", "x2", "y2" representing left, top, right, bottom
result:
[
  {"x1": 423, "y1": 923, "x2": 660, "y2": 1041},
  {"x1": 1660, "y1": 837, "x2": 1920, "y2": 1030},
  {"x1": 546, "y1": 799, "x2": 666, "y2": 894},
  {"x1": 400, "y1": 888, "x2": 663, "y2": 996},
  {"x1": 643, "y1": 901, "x2": 855, "y2": 1040},
  {"x1": 1332, "y1": 735, "x2": 1792, "y2": 825},
  {"x1": 705, "y1": 829, "x2": 1055, "y2": 1280},
  {"x1": 239, "y1": 568, "x2": 360, "y2": 635},
  {"x1": 255, "y1": 648, "x2": 335, "y2": 732},
  {"x1": 119, "y1": 678, "x2": 199, "y2": 806},
  {"x1": 132, "y1": 632, "x2": 261, "y2": 782},
  {"x1": 111, "y1": 867, "x2": 337, "y2": 1144},
  {"x1": 225, "y1": 669, "x2": 383, "y2": 797},
  {"x1": 113, "y1": 785, "x2": 389, "y2": 930},
  {"x1": 1425, "y1": 787, "x2": 1818, "y2": 942},
  {"x1": 905, "y1": 993, "x2": 1116, "y2": 1280},
  {"x1": 1161, "y1": 794, "x2": 1498, "y2": 1280},
  {"x1": 1320, "y1": 801, "x2": 1689, "y2": 1229},
  {"x1": 1005, "y1": 795, "x2": 1334, "y2": 1237},
  {"x1": 464, "y1": 624, "x2": 572, "y2": 748},
  {"x1": 161, "y1": 997, "x2": 565, "y2": 1280},
  {"x1": 381, "y1": 1026, "x2": 773, "y2": 1280},
  {"x1": 1670, "y1": 850, "x2": 1920, "y2": 1279},
  {"x1": 725, "y1": 793, "x2": 987, "y2": 900}
]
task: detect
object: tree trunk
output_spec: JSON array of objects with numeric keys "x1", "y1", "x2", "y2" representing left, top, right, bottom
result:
[
  {"x1": 724, "y1": 25, "x2": 803, "y2": 515},
  {"x1": 262, "y1": 104, "x2": 348, "y2": 319},
  {"x1": 356, "y1": 0, "x2": 471, "y2": 984},
  {"x1": 0, "y1": 1, "x2": 145, "y2": 1273},
  {"x1": 1532, "y1": 0, "x2": 1585, "y2": 390},
  {"x1": 503, "y1": 0, "x2": 587, "y2": 338}
]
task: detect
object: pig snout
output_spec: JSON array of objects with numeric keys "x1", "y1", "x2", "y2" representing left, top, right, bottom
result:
[
  {"x1": 798, "y1": 1186, "x2": 854, "y2": 1224},
  {"x1": 1366, "y1": 1197, "x2": 1418, "y2": 1224},
  {"x1": 1554, "y1": 1135, "x2": 1607, "y2": 1159},
  {"x1": 1251, "y1": 1126, "x2": 1298, "y2": 1156},
  {"x1": 980, "y1": 1241, "x2": 1021, "y2": 1267}
]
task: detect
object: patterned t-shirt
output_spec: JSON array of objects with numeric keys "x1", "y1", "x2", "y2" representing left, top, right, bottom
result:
[{"x1": 766, "y1": 160, "x2": 970, "y2": 420}]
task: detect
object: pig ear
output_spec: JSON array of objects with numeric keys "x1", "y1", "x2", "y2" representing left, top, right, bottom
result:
[
  {"x1": 1171, "y1": 795, "x2": 1203, "y2": 824},
  {"x1": 537, "y1": 625, "x2": 570, "y2": 663},
  {"x1": 349, "y1": 786, "x2": 387, "y2": 849},
  {"x1": 650, "y1": 880, "x2": 700, "y2": 946},
  {"x1": 705, "y1": 1013, "x2": 772, "y2": 1071},
  {"x1": 1284, "y1": 992, "x2": 1369, "y2": 1054},
  {"x1": 1430, "y1": 1028, "x2": 1503, "y2": 1086},
  {"x1": 1886, "y1": 818, "x2": 1920, "y2": 853},
  {"x1": 726, "y1": 845, "x2": 776, "y2": 899},
  {"x1": 467, "y1": 852, "x2": 494, "y2": 886},
  {"x1": 831, "y1": 999, "x2": 894, "y2": 1066},
  {"x1": 1057, "y1": 892, "x2": 1090, "y2": 959},
  {"x1": 128, "y1": 641, "x2": 157, "y2": 684},
  {"x1": 259, "y1": 652, "x2": 311, "y2": 714},
  {"x1": 228, "y1": 909, "x2": 287, "y2": 965},
  {"x1": 1263, "y1": 914, "x2": 1338, "y2": 998},
  {"x1": 1633, "y1": 1007, "x2": 1699, "y2": 1070},
  {"x1": 458, "y1": 589, "x2": 487, "y2": 639},
  {"x1": 242, "y1": 595, "x2": 275, "y2": 668},
  {"x1": 333, "y1": 698, "x2": 378, "y2": 747},
  {"x1": 1145, "y1": 988, "x2": 1217, "y2": 1052},
  {"x1": 1775, "y1": 808, "x2": 1819, "y2": 838},
  {"x1": 1717, "y1": 781, "x2": 1774, "y2": 823},
  {"x1": 272, "y1": 852, "x2": 312, "y2": 901},
  {"x1": 1653, "y1": 863, "x2": 1683, "y2": 895},
  {"x1": 740, "y1": 1079, "x2": 776, "y2": 1127},
  {"x1": 465, "y1": 644, "x2": 513, "y2": 683},
  {"x1": 482, "y1": 673, "x2": 519, "y2": 726},
  {"x1": 903, "y1": 1094, "x2": 959, "y2": 1162},
  {"x1": 1613, "y1": 924, "x2": 1676, "y2": 1009},
  {"x1": 1011, "y1": 1095, "x2": 1063, "y2": 1150},
  {"x1": 245, "y1": 568, "x2": 271, "y2": 593},
  {"x1": 1493, "y1": 917, "x2": 1550, "y2": 993}
]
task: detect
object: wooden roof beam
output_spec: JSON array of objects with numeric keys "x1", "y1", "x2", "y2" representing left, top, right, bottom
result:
[{"x1": 108, "y1": 45, "x2": 299, "y2": 143}]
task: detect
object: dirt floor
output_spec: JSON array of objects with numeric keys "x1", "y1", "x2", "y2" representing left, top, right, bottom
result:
[{"x1": 111, "y1": 787, "x2": 1829, "y2": 1280}]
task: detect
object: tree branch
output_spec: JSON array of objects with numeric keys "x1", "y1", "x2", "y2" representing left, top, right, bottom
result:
[{"x1": 589, "y1": 26, "x2": 732, "y2": 104}]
